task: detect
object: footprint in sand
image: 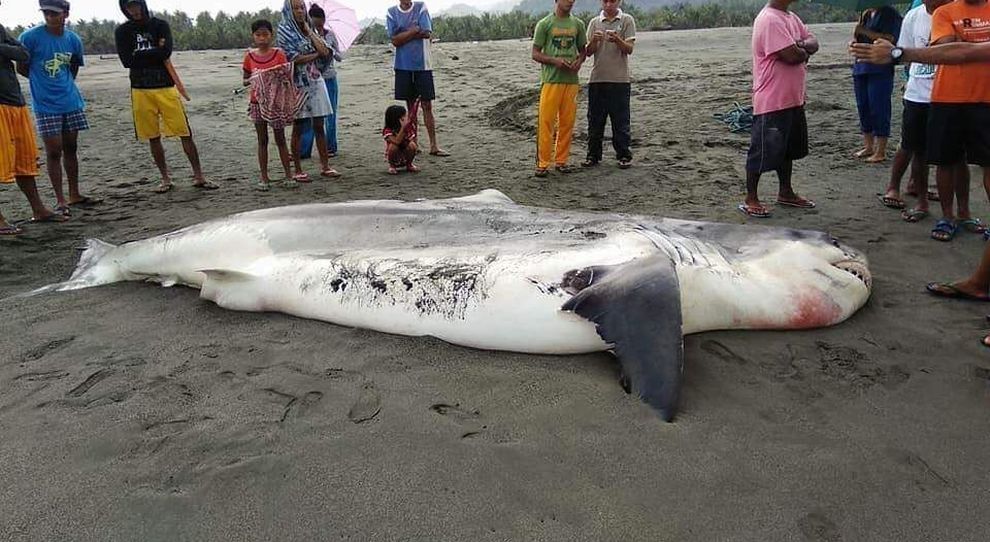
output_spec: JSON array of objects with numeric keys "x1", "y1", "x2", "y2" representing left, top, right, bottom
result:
[
  {"x1": 885, "y1": 448, "x2": 953, "y2": 492},
  {"x1": 66, "y1": 368, "x2": 113, "y2": 397},
  {"x1": 430, "y1": 403, "x2": 488, "y2": 439},
  {"x1": 797, "y1": 511, "x2": 841, "y2": 542},
  {"x1": 348, "y1": 383, "x2": 381, "y2": 424},
  {"x1": 700, "y1": 340, "x2": 749, "y2": 365},
  {"x1": 14, "y1": 370, "x2": 69, "y2": 382},
  {"x1": 20, "y1": 336, "x2": 76, "y2": 363}
]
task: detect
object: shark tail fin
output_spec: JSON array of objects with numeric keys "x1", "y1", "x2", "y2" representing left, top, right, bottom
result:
[{"x1": 20, "y1": 239, "x2": 121, "y2": 297}]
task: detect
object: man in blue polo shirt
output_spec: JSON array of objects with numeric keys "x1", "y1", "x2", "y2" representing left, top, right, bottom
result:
[
  {"x1": 17, "y1": 0, "x2": 97, "y2": 214},
  {"x1": 386, "y1": 0, "x2": 449, "y2": 157}
]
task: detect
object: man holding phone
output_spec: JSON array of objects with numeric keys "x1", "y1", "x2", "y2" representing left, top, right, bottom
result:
[{"x1": 584, "y1": 0, "x2": 636, "y2": 169}]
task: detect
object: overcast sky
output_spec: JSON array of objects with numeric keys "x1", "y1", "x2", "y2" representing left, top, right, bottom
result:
[{"x1": 1, "y1": 0, "x2": 504, "y2": 28}]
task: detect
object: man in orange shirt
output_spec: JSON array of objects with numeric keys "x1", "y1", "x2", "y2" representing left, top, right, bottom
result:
[{"x1": 927, "y1": 0, "x2": 990, "y2": 241}]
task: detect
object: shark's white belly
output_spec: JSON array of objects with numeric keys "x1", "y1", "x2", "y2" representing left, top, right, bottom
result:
[{"x1": 195, "y1": 242, "x2": 667, "y2": 355}]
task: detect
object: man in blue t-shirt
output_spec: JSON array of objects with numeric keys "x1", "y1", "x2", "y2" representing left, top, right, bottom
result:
[
  {"x1": 17, "y1": 0, "x2": 97, "y2": 213},
  {"x1": 386, "y1": 0, "x2": 449, "y2": 156}
]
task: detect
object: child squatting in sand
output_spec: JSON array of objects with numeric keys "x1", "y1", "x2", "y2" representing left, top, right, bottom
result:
[
  {"x1": 242, "y1": 19, "x2": 293, "y2": 191},
  {"x1": 382, "y1": 102, "x2": 420, "y2": 175}
]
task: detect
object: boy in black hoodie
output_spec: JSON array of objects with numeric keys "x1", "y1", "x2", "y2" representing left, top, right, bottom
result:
[{"x1": 115, "y1": 0, "x2": 216, "y2": 193}]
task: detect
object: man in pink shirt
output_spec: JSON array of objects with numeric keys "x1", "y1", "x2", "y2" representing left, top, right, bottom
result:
[{"x1": 740, "y1": 0, "x2": 819, "y2": 218}]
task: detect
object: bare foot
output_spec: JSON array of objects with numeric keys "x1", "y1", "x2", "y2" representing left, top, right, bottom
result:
[
  {"x1": 865, "y1": 153, "x2": 886, "y2": 163},
  {"x1": 853, "y1": 148, "x2": 873, "y2": 158}
]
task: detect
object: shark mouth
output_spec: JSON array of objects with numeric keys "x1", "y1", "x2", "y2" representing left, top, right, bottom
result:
[{"x1": 833, "y1": 260, "x2": 872, "y2": 289}]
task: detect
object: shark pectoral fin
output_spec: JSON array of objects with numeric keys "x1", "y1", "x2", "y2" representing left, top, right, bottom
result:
[
  {"x1": 198, "y1": 268, "x2": 257, "y2": 283},
  {"x1": 198, "y1": 269, "x2": 267, "y2": 311},
  {"x1": 561, "y1": 255, "x2": 684, "y2": 422}
]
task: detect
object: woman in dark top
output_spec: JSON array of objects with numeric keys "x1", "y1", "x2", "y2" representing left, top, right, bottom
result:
[{"x1": 852, "y1": 6, "x2": 902, "y2": 163}]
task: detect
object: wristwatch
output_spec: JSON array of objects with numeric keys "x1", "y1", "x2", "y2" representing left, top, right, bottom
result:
[{"x1": 891, "y1": 46, "x2": 904, "y2": 64}]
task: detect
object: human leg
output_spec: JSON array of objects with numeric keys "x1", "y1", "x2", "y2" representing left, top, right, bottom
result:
[
  {"x1": 865, "y1": 71, "x2": 894, "y2": 162},
  {"x1": 312, "y1": 116, "x2": 339, "y2": 177},
  {"x1": 853, "y1": 74, "x2": 875, "y2": 157},
  {"x1": 611, "y1": 83, "x2": 633, "y2": 164},
  {"x1": 16, "y1": 175, "x2": 60, "y2": 221},
  {"x1": 255, "y1": 122, "x2": 271, "y2": 183},
  {"x1": 928, "y1": 242, "x2": 990, "y2": 300},
  {"x1": 42, "y1": 133, "x2": 67, "y2": 209},
  {"x1": 291, "y1": 119, "x2": 307, "y2": 178},
  {"x1": 61, "y1": 129, "x2": 89, "y2": 204},
  {"x1": 554, "y1": 84, "x2": 580, "y2": 168},
  {"x1": 421, "y1": 100, "x2": 446, "y2": 156},
  {"x1": 536, "y1": 84, "x2": 564, "y2": 172},
  {"x1": 882, "y1": 147, "x2": 911, "y2": 205},
  {"x1": 585, "y1": 83, "x2": 607, "y2": 165},
  {"x1": 148, "y1": 138, "x2": 171, "y2": 191},
  {"x1": 179, "y1": 136, "x2": 207, "y2": 185},
  {"x1": 272, "y1": 127, "x2": 292, "y2": 180},
  {"x1": 325, "y1": 78, "x2": 339, "y2": 155}
]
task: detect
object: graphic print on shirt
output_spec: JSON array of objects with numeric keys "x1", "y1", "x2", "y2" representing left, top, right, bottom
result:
[
  {"x1": 43, "y1": 52, "x2": 72, "y2": 78},
  {"x1": 134, "y1": 32, "x2": 154, "y2": 52},
  {"x1": 551, "y1": 26, "x2": 577, "y2": 52},
  {"x1": 955, "y1": 16, "x2": 990, "y2": 41}
]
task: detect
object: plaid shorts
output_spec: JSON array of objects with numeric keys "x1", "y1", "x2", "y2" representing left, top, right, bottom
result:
[{"x1": 35, "y1": 110, "x2": 90, "y2": 140}]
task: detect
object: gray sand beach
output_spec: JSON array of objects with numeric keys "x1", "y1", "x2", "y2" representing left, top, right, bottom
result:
[{"x1": 1, "y1": 24, "x2": 988, "y2": 540}]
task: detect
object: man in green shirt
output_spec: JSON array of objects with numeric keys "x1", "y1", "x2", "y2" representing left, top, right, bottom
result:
[{"x1": 531, "y1": 0, "x2": 587, "y2": 177}]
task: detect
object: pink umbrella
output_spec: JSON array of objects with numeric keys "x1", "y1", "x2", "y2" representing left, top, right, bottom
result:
[{"x1": 310, "y1": 0, "x2": 360, "y2": 53}]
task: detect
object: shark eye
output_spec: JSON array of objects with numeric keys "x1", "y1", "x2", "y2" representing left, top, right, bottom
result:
[{"x1": 829, "y1": 236, "x2": 841, "y2": 248}]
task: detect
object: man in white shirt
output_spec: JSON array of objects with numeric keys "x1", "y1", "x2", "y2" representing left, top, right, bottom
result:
[{"x1": 878, "y1": 0, "x2": 950, "y2": 222}]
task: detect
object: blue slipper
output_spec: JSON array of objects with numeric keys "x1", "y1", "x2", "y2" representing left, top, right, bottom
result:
[{"x1": 931, "y1": 218, "x2": 957, "y2": 242}]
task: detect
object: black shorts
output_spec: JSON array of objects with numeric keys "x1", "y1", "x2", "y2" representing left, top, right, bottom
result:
[
  {"x1": 926, "y1": 103, "x2": 990, "y2": 166},
  {"x1": 746, "y1": 106, "x2": 809, "y2": 173},
  {"x1": 394, "y1": 69, "x2": 436, "y2": 101},
  {"x1": 900, "y1": 100, "x2": 929, "y2": 153}
]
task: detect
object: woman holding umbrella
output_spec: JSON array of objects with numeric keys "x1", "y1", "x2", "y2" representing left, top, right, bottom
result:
[{"x1": 277, "y1": 0, "x2": 340, "y2": 181}]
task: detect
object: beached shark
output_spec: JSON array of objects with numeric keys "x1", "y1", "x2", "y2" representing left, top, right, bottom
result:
[{"x1": 39, "y1": 190, "x2": 872, "y2": 421}]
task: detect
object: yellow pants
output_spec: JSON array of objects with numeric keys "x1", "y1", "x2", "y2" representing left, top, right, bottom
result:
[
  {"x1": 537, "y1": 83, "x2": 579, "y2": 169},
  {"x1": 0, "y1": 104, "x2": 39, "y2": 183}
]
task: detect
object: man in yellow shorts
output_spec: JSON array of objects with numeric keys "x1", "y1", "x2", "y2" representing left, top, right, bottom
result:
[
  {"x1": 0, "y1": 17, "x2": 64, "y2": 236},
  {"x1": 531, "y1": 0, "x2": 587, "y2": 177},
  {"x1": 114, "y1": 0, "x2": 216, "y2": 193}
]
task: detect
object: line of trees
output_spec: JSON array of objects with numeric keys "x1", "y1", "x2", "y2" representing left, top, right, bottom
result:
[
  {"x1": 9, "y1": 1, "x2": 864, "y2": 54},
  {"x1": 360, "y1": 1, "x2": 861, "y2": 45}
]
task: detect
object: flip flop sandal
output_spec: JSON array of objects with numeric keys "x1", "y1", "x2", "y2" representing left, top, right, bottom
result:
[
  {"x1": 193, "y1": 181, "x2": 219, "y2": 190},
  {"x1": 876, "y1": 193, "x2": 905, "y2": 209},
  {"x1": 959, "y1": 218, "x2": 986, "y2": 234},
  {"x1": 737, "y1": 203, "x2": 771, "y2": 218},
  {"x1": 321, "y1": 168, "x2": 342, "y2": 178},
  {"x1": 618, "y1": 158, "x2": 632, "y2": 169},
  {"x1": 29, "y1": 213, "x2": 68, "y2": 224},
  {"x1": 406, "y1": 164, "x2": 420, "y2": 173},
  {"x1": 925, "y1": 282, "x2": 990, "y2": 301},
  {"x1": 931, "y1": 219, "x2": 957, "y2": 242},
  {"x1": 254, "y1": 181, "x2": 271, "y2": 192},
  {"x1": 55, "y1": 205, "x2": 71, "y2": 216},
  {"x1": 429, "y1": 149, "x2": 451, "y2": 157},
  {"x1": 153, "y1": 183, "x2": 173, "y2": 194},
  {"x1": 387, "y1": 166, "x2": 399, "y2": 175},
  {"x1": 927, "y1": 190, "x2": 940, "y2": 202},
  {"x1": 901, "y1": 208, "x2": 928, "y2": 223},
  {"x1": 293, "y1": 173, "x2": 311, "y2": 183},
  {"x1": 534, "y1": 168, "x2": 549, "y2": 178},
  {"x1": 0, "y1": 224, "x2": 23, "y2": 236},
  {"x1": 776, "y1": 198, "x2": 816, "y2": 209}
]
